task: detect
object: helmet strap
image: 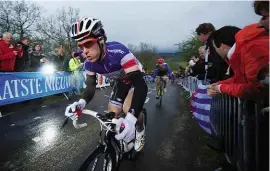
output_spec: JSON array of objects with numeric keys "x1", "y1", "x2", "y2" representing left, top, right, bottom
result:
[{"x1": 97, "y1": 38, "x2": 105, "y2": 62}]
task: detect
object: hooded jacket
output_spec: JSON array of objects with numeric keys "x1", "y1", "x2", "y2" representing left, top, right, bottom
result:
[{"x1": 217, "y1": 23, "x2": 269, "y2": 98}]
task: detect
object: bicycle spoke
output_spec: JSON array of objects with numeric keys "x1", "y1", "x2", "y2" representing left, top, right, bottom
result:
[{"x1": 78, "y1": 145, "x2": 105, "y2": 171}]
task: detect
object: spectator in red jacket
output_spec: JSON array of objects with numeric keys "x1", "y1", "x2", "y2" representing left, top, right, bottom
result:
[
  {"x1": 207, "y1": 24, "x2": 269, "y2": 99},
  {"x1": 0, "y1": 32, "x2": 23, "y2": 71},
  {"x1": 253, "y1": 0, "x2": 269, "y2": 32}
]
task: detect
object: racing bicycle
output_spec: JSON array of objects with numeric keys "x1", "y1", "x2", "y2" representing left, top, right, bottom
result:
[
  {"x1": 156, "y1": 76, "x2": 167, "y2": 108},
  {"x1": 62, "y1": 108, "x2": 147, "y2": 171}
]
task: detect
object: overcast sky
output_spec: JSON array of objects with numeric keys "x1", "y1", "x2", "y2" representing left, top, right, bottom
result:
[{"x1": 36, "y1": 0, "x2": 260, "y2": 52}]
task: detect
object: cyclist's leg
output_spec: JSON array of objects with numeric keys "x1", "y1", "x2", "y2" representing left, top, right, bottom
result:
[
  {"x1": 123, "y1": 89, "x2": 143, "y2": 130},
  {"x1": 163, "y1": 76, "x2": 169, "y2": 92},
  {"x1": 108, "y1": 80, "x2": 132, "y2": 117},
  {"x1": 122, "y1": 86, "x2": 146, "y2": 152}
]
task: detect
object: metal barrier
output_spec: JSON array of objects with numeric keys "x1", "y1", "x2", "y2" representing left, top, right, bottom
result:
[
  {"x1": 178, "y1": 76, "x2": 269, "y2": 171},
  {"x1": 210, "y1": 94, "x2": 268, "y2": 171}
]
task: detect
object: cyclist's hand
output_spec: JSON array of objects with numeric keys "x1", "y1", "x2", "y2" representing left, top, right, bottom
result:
[
  {"x1": 65, "y1": 99, "x2": 86, "y2": 120},
  {"x1": 112, "y1": 113, "x2": 137, "y2": 143}
]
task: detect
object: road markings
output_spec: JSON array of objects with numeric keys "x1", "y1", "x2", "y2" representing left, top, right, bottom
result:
[
  {"x1": 10, "y1": 124, "x2": 15, "y2": 127},
  {"x1": 145, "y1": 97, "x2": 150, "y2": 104},
  {"x1": 33, "y1": 117, "x2": 41, "y2": 120},
  {"x1": 104, "y1": 95, "x2": 110, "y2": 97}
]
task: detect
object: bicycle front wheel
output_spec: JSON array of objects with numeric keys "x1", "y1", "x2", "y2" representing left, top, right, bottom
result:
[
  {"x1": 78, "y1": 144, "x2": 117, "y2": 171},
  {"x1": 159, "y1": 85, "x2": 163, "y2": 108}
]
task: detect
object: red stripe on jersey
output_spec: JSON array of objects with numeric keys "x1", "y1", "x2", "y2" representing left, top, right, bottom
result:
[{"x1": 122, "y1": 59, "x2": 137, "y2": 69}]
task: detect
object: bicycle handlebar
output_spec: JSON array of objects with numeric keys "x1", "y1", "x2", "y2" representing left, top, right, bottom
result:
[{"x1": 72, "y1": 109, "x2": 116, "y2": 131}]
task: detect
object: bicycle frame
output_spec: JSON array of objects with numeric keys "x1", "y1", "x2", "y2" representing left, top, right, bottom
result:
[
  {"x1": 157, "y1": 76, "x2": 167, "y2": 107},
  {"x1": 63, "y1": 108, "x2": 147, "y2": 171},
  {"x1": 67, "y1": 109, "x2": 127, "y2": 171}
]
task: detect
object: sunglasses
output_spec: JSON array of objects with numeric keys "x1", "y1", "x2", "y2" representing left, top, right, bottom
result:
[
  {"x1": 78, "y1": 38, "x2": 99, "y2": 49},
  {"x1": 261, "y1": 15, "x2": 269, "y2": 20}
]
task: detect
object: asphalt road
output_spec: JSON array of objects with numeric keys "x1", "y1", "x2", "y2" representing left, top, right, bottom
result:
[{"x1": 0, "y1": 83, "x2": 219, "y2": 171}]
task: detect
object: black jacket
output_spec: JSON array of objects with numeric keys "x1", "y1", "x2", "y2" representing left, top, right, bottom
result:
[
  {"x1": 206, "y1": 37, "x2": 233, "y2": 83},
  {"x1": 50, "y1": 54, "x2": 64, "y2": 71},
  {"x1": 14, "y1": 42, "x2": 29, "y2": 71},
  {"x1": 29, "y1": 51, "x2": 46, "y2": 71},
  {"x1": 190, "y1": 58, "x2": 206, "y2": 80}
]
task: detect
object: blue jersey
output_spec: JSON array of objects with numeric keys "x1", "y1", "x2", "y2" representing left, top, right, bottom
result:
[
  {"x1": 153, "y1": 63, "x2": 172, "y2": 78},
  {"x1": 84, "y1": 41, "x2": 143, "y2": 79}
]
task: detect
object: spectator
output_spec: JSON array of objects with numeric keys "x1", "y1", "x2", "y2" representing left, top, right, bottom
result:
[
  {"x1": 69, "y1": 52, "x2": 84, "y2": 95},
  {"x1": 62, "y1": 49, "x2": 84, "y2": 72},
  {"x1": 51, "y1": 46, "x2": 65, "y2": 71},
  {"x1": 62, "y1": 55, "x2": 72, "y2": 72},
  {"x1": 190, "y1": 46, "x2": 207, "y2": 80},
  {"x1": 253, "y1": 2, "x2": 269, "y2": 171},
  {"x1": 207, "y1": 24, "x2": 269, "y2": 99},
  {"x1": 14, "y1": 37, "x2": 30, "y2": 72},
  {"x1": 196, "y1": 23, "x2": 229, "y2": 82},
  {"x1": 253, "y1": 0, "x2": 269, "y2": 32},
  {"x1": 185, "y1": 56, "x2": 196, "y2": 76},
  {"x1": 0, "y1": 32, "x2": 23, "y2": 72},
  {"x1": 29, "y1": 44, "x2": 47, "y2": 71}
]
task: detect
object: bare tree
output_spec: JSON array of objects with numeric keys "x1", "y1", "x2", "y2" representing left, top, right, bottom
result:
[
  {"x1": 37, "y1": 7, "x2": 79, "y2": 56},
  {"x1": 0, "y1": 0, "x2": 41, "y2": 39},
  {"x1": 13, "y1": 0, "x2": 41, "y2": 39},
  {"x1": 58, "y1": 7, "x2": 79, "y2": 55},
  {"x1": 0, "y1": 1, "x2": 15, "y2": 34},
  {"x1": 128, "y1": 44, "x2": 137, "y2": 53}
]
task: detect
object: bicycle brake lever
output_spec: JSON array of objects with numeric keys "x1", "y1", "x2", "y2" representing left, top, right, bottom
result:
[{"x1": 61, "y1": 117, "x2": 69, "y2": 128}]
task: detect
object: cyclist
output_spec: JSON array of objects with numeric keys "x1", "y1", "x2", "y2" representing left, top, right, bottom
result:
[
  {"x1": 153, "y1": 58, "x2": 173, "y2": 99},
  {"x1": 64, "y1": 17, "x2": 148, "y2": 151}
]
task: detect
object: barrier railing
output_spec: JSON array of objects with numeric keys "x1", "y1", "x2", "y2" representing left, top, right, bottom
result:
[
  {"x1": 178, "y1": 76, "x2": 269, "y2": 171},
  {"x1": 0, "y1": 72, "x2": 154, "y2": 106},
  {"x1": 0, "y1": 71, "x2": 110, "y2": 106},
  {"x1": 178, "y1": 76, "x2": 202, "y2": 94}
]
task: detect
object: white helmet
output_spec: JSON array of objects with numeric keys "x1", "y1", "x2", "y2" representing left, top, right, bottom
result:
[{"x1": 70, "y1": 17, "x2": 106, "y2": 42}]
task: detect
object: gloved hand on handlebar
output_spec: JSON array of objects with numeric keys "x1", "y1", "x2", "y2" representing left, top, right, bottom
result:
[
  {"x1": 65, "y1": 99, "x2": 86, "y2": 121},
  {"x1": 112, "y1": 112, "x2": 137, "y2": 143}
]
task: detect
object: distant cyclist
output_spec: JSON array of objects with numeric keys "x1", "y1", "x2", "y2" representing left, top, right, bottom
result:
[
  {"x1": 64, "y1": 17, "x2": 148, "y2": 151},
  {"x1": 153, "y1": 58, "x2": 173, "y2": 99}
]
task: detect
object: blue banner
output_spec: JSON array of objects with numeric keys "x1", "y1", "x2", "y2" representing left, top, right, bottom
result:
[{"x1": 0, "y1": 72, "x2": 75, "y2": 106}]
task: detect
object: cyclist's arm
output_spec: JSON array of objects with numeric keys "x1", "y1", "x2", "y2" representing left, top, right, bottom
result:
[
  {"x1": 82, "y1": 71, "x2": 97, "y2": 104},
  {"x1": 121, "y1": 53, "x2": 148, "y2": 118},
  {"x1": 165, "y1": 63, "x2": 173, "y2": 76},
  {"x1": 153, "y1": 67, "x2": 158, "y2": 79}
]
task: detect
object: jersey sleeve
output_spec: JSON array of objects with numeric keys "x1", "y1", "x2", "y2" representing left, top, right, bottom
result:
[
  {"x1": 118, "y1": 43, "x2": 140, "y2": 71},
  {"x1": 165, "y1": 63, "x2": 173, "y2": 75},
  {"x1": 84, "y1": 61, "x2": 95, "y2": 75}
]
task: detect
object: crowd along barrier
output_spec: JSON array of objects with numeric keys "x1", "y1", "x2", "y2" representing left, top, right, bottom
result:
[
  {"x1": 0, "y1": 71, "x2": 110, "y2": 106},
  {"x1": 178, "y1": 76, "x2": 268, "y2": 171}
]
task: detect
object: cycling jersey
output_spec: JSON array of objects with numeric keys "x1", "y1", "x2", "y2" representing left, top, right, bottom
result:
[
  {"x1": 153, "y1": 63, "x2": 172, "y2": 78},
  {"x1": 85, "y1": 41, "x2": 143, "y2": 79}
]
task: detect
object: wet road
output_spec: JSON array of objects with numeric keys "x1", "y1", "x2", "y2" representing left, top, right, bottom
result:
[{"x1": 0, "y1": 83, "x2": 219, "y2": 171}]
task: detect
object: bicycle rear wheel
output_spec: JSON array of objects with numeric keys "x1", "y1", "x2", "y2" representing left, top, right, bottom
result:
[
  {"x1": 159, "y1": 94, "x2": 162, "y2": 107},
  {"x1": 78, "y1": 144, "x2": 117, "y2": 171}
]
